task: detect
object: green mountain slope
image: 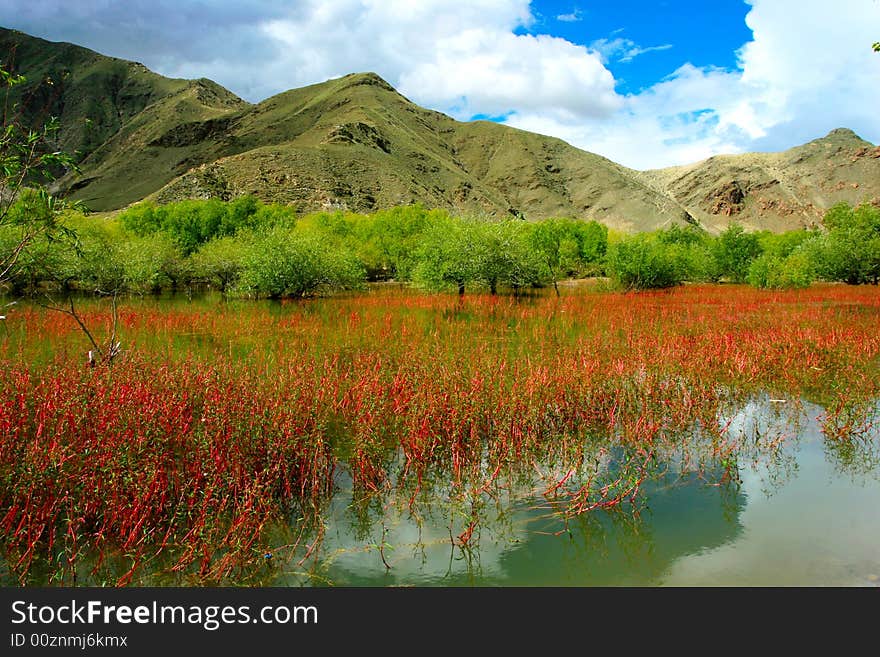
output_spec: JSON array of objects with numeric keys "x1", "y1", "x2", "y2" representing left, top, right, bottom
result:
[
  {"x1": 147, "y1": 72, "x2": 695, "y2": 231},
  {"x1": 0, "y1": 28, "x2": 246, "y2": 166},
  {"x1": 3, "y1": 27, "x2": 878, "y2": 232}
]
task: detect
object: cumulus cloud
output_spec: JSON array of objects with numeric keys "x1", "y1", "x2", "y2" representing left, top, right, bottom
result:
[
  {"x1": 506, "y1": 63, "x2": 745, "y2": 169},
  {"x1": 507, "y1": 0, "x2": 880, "y2": 168},
  {"x1": 1, "y1": 0, "x2": 877, "y2": 169},
  {"x1": 259, "y1": 1, "x2": 619, "y2": 120},
  {"x1": 397, "y1": 30, "x2": 620, "y2": 120},
  {"x1": 1, "y1": 0, "x2": 289, "y2": 98},
  {"x1": 2, "y1": 1, "x2": 620, "y2": 122}
]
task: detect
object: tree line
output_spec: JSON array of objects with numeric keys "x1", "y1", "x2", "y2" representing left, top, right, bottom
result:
[
  {"x1": 607, "y1": 203, "x2": 879, "y2": 290},
  {"x1": 2, "y1": 194, "x2": 878, "y2": 299}
]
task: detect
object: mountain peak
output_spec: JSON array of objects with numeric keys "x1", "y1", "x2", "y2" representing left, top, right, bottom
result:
[
  {"x1": 796, "y1": 127, "x2": 873, "y2": 153},
  {"x1": 338, "y1": 71, "x2": 396, "y2": 92},
  {"x1": 822, "y1": 127, "x2": 865, "y2": 142}
]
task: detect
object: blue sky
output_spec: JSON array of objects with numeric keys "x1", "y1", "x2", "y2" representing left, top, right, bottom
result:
[
  {"x1": 1, "y1": 1, "x2": 877, "y2": 169},
  {"x1": 526, "y1": 1, "x2": 753, "y2": 93}
]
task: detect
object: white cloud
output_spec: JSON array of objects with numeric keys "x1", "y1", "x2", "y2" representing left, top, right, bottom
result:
[
  {"x1": 590, "y1": 37, "x2": 673, "y2": 64},
  {"x1": 508, "y1": 0, "x2": 880, "y2": 168},
  {"x1": 733, "y1": 0, "x2": 880, "y2": 149},
  {"x1": 397, "y1": 30, "x2": 621, "y2": 120},
  {"x1": 618, "y1": 43, "x2": 673, "y2": 63},
  {"x1": 1, "y1": 0, "x2": 878, "y2": 170},
  {"x1": 556, "y1": 10, "x2": 583, "y2": 23},
  {"x1": 257, "y1": 1, "x2": 619, "y2": 120}
]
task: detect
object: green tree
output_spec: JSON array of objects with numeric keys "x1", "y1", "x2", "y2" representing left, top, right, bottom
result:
[
  {"x1": 712, "y1": 222, "x2": 762, "y2": 283},
  {"x1": 814, "y1": 202, "x2": 880, "y2": 284},
  {"x1": 657, "y1": 224, "x2": 718, "y2": 282},
  {"x1": 1, "y1": 65, "x2": 76, "y2": 285},
  {"x1": 118, "y1": 196, "x2": 267, "y2": 255},
  {"x1": 120, "y1": 234, "x2": 189, "y2": 293},
  {"x1": 755, "y1": 229, "x2": 815, "y2": 260},
  {"x1": 529, "y1": 217, "x2": 608, "y2": 295},
  {"x1": 354, "y1": 204, "x2": 437, "y2": 280},
  {"x1": 606, "y1": 234, "x2": 683, "y2": 290},
  {"x1": 479, "y1": 220, "x2": 547, "y2": 294},
  {"x1": 747, "y1": 251, "x2": 814, "y2": 289},
  {"x1": 412, "y1": 217, "x2": 484, "y2": 295},
  {"x1": 191, "y1": 235, "x2": 248, "y2": 292},
  {"x1": 239, "y1": 228, "x2": 364, "y2": 298},
  {"x1": 61, "y1": 221, "x2": 126, "y2": 292}
]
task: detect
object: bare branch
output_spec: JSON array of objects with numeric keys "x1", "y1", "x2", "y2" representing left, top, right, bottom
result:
[{"x1": 39, "y1": 294, "x2": 106, "y2": 364}]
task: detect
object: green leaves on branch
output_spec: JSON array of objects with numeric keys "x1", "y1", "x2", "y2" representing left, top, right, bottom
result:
[
  {"x1": 190, "y1": 236, "x2": 245, "y2": 292},
  {"x1": 813, "y1": 202, "x2": 880, "y2": 285},
  {"x1": 712, "y1": 223, "x2": 762, "y2": 283},
  {"x1": 118, "y1": 196, "x2": 282, "y2": 255},
  {"x1": 603, "y1": 204, "x2": 878, "y2": 291},
  {"x1": 412, "y1": 217, "x2": 550, "y2": 295},
  {"x1": 747, "y1": 252, "x2": 814, "y2": 289},
  {"x1": 6, "y1": 180, "x2": 879, "y2": 298},
  {"x1": 1, "y1": 64, "x2": 78, "y2": 285},
  {"x1": 606, "y1": 235, "x2": 685, "y2": 290},
  {"x1": 529, "y1": 217, "x2": 608, "y2": 294},
  {"x1": 238, "y1": 228, "x2": 365, "y2": 298}
]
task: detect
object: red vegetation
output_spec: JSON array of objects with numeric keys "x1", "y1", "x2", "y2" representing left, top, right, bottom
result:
[{"x1": 1, "y1": 283, "x2": 877, "y2": 584}]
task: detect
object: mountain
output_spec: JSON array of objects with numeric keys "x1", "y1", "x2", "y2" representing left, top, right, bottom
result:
[
  {"x1": 147, "y1": 72, "x2": 691, "y2": 232},
  {"x1": 3, "y1": 27, "x2": 878, "y2": 232},
  {"x1": 644, "y1": 128, "x2": 880, "y2": 232},
  {"x1": 0, "y1": 28, "x2": 248, "y2": 208}
]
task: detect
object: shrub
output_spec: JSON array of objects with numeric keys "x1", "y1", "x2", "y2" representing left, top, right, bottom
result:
[
  {"x1": 814, "y1": 202, "x2": 880, "y2": 284},
  {"x1": 119, "y1": 234, "x2": 189, "y2": 292},
  {"x1": 191, "y1": 236, "x2": 248, "y2": 292},
  {"x1": 747, "y1": 251, "x2": 814, "y2": 289},
  {"x1": 118, "y1": 196, "x2": 269, "y2": 255},
  {"x1": 412, "y1": 217, "x2": 484, "y2": 294},
  {"x1": 238, "y1": 228, "x2": 365, "y2": 298},
  {"x1": 529, "y1": 217, "x2": 608, "y2": 291},
  {"x1": 712, "y1": 223, "x2": 762, "y2": 283},
  {"x1": 605, "y1": 235, "x2": 683, "y2": 290}
]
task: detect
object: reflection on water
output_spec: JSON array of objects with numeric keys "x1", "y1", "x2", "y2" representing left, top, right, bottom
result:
[
  {"x1": 660, "y1": 399, "x2": 880, "y2": 586},
  {"x1": 278, "y1": 398, "x2": 880, "y2": 586}
]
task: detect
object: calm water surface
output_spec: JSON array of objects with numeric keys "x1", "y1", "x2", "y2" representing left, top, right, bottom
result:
[{"x1": 281, "y1": 398, "x2": 880, "y2": 586}]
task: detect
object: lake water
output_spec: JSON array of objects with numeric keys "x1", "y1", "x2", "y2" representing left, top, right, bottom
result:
[{"x1": 278, "y1": 398, "x2": 880, "y2": 586}]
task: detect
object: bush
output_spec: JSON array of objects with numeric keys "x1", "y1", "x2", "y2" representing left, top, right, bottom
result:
[
  {"x1": 606, "y1": 235, "x2": 683, "y2": 290},
  {"x1": 63, "y1": 221, "x2": 127, "y2": 292},
  {"x1": 118, "y1": 196, "x2": 270, "y2": 255},
  {"x1": 45, "y1": 216, "x2": 190, "y2": 294},
  {"x1": 412, "y1": 217, "x2": 548, "y2": 294},
  {"x1": 814, "y1": 202, "x2": 880, "y2": 284},
  {"x1": 119, "y1": 234, "x2": 189, "y2": 292},
  {"x1": 412, "y1": 217, "x2": 478, "y2": 294},
  {"x1": 191, "y1": 236, "x2": 248, "y2": 292},
  {"x1": 355, "y1": 204, "x2": 439, "y2": 281},
  {"x1": 713, "y1": 223, "x2": 762, "y2": 283},
  {"x1": 479, "y1": 220, "x2": 548, "y2": 293},
  {"x1": 656, "y1": 225, "x2": 718, "y2": 282},
  {"x1": 747, "y1": 251, "x2": 814, "y2": 289},
  {"x1": 529, "y1": 217, "x2": 608, "y2": 289},
  {"x1": 238, "y1": 228, "x2": 365, "y2": 298}
]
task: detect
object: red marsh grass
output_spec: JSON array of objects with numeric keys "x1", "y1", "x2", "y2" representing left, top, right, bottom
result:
[{"x1": 0, "y1": 283, "x2": 878, "y2": 584}]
